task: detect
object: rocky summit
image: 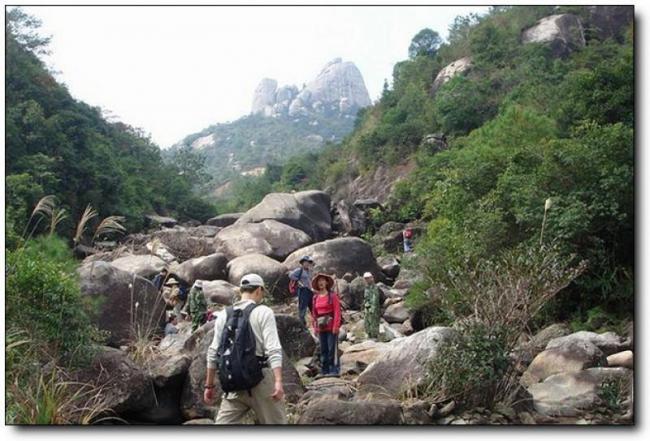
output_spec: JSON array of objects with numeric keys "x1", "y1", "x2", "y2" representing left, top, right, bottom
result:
[{"x1": 252, "y1": 58, "x2": 371, "y2": 118}]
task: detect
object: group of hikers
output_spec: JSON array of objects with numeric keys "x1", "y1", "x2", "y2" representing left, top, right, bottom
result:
[
  {"x1": 150, "y1": 226, "x2": 416, "y2": 425},
  {"x1": 153, "y1": 268, "x2": 210, "y2": 334}
]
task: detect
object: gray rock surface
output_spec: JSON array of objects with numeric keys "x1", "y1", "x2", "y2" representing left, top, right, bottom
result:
[
  {"x1": 145, "y1": 214, "x2": 177, "y2": 228},
  {"x1": 284, "y1": 237, "x2": 384, "y2": 282},
  {"x1": 383, "y1": 301, "x2": 410, "y2": 324},
  {"x1": 298, "y1": 399, "x2": 403, "y2": 425},
  {"x1": 357, "y1": 327, "x2": 457, "y2": 398},
  {"x1": 252, "y1": 59, "x2": 370, "y2": 118},
  {"x1": 275, "y1": 313, "x2": 317, "y2": 360},
  {"x1": 236, "y1": 190, "x2": 332, "y2": 241},
  {"x1": 251, "y1": 78, "x2": 278, "y2": 116},
  {"x1": 521, "y1": 342, "x2": 606, "y2": 387},
  {"x1": 79, "y1": 262, "x2": 165, "y2": 347},
  {"x1": 110, "y1": 254, "x2": 167, "y2": 278},
  {"x1": 214, "y1": 219, "x2": 312, "y2": 260},
  {"x1": 206, "y1": 213, "x2": 244, "y2": 228},
  {"x1": 201, "y1": 280, "x2": 238, "y2": 305},
  {"x1": 71, "y1": 346, "x2": 156, "y2": 415},
  {"x1": 170, "y1": 252, "x2": 229, "y2": 285},
  {"x1": 227, "y1": 254, "x2": 289, "y2": 302},
  {"x1": 546, "y1": 331, "x2": 629, "y2": 356},
  {"x1": 431, "y1": 56, "x2": 472, "y2": 94},
  {"x1": 522, "y1": 14, "x2": 586, "y2": 57},
  {"x1": 528, "y1": 367, "x2": 632, "y2": 417}
]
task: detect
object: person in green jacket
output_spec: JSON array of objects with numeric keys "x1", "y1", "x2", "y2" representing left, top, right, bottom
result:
[
  {"x1": 363, "y1": 272, "x2": 381, "y2": 339},
  {"x1": 186, "y1": 279, "x2": 208, "y2": 332}
]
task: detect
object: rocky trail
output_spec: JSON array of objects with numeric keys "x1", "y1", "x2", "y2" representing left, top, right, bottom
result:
[{"x1": 74, "y1": 190, "x2": 634, "y2": 425}]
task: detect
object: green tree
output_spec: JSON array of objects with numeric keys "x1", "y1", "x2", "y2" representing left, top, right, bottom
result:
[{"x1": 408, "y1": 28, "x2": 442, "y2": 59}]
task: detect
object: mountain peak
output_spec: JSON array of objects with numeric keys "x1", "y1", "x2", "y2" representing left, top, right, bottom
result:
[{"x1": 251, "y1": 59, "x2": 370, "y2": 117}]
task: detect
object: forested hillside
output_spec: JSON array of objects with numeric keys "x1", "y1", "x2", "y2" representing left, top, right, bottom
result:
[
  {"x1": 217, "y1": 6, "x2": 633, "y2": 326},
  {"x1": 5, "y1": 9, "x2": 214, "y2": 248}
]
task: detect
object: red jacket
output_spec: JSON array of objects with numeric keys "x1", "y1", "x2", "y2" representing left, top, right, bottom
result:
[{"x1": 312, "y1": 291, "x2": 342, "y2": 334}]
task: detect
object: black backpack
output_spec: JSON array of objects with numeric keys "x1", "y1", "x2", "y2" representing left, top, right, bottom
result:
[{"x1": 216, "y1": 303, "x2": 266, "y2": 393}]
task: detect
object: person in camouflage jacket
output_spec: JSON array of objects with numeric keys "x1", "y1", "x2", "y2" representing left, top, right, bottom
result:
[
  {"x1": 186, "y1": 280, "x2": 208, "y2": 332},
  {"x1": 363, "y1": 272, "x2": 381, "y2": 339}
]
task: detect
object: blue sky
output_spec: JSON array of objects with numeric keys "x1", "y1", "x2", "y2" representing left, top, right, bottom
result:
[{"x1": 24, "y1": 5, "x2": 489, "y2": 147}]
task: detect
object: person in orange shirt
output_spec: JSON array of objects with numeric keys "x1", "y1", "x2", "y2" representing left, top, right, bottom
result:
[{"x1": 311, "y1": 273, "x2": 342, "y2": 377}]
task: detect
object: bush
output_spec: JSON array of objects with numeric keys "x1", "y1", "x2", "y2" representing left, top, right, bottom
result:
[
  {"x1": 5, "y1": 236, "x2": 105, "y2": 363},
  {"x1": 419, "y1": 244, "x2": 586, "y2": 408},
  {"x1": 423, "y1": 322, "x2": 511, "y2": 408}
]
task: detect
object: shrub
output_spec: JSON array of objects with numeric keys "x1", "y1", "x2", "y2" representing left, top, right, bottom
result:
[
  {"x1": 420, "y1": 244, "x2": 586, "y2": 409},
  {"x1": 5, "y1": 236, "x2": 106, "y2": 363}
]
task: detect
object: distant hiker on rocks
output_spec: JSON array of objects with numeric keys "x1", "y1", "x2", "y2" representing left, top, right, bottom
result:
[
  {"x1": 164, "y1": 313, "x2": 179, "y2": 336},
  {"x1": 312, "y1": 273, "x2": 342, "y2": 377},
  {"x1": 289, "y1": 255, "x2": 315, "y2": 326},
  {"x1": 204, "y1": 273, "x2": 286, "y2": 424},
  {"x1": 363, "y1": 272, "x2": 380, "y2": 339},
  {"x1": 153, "y1": 267, "x2": 169, "y2": 292},
  {"x1": 185, "y1": 280, "x2": 208, "y2": 332},
  {"x1": 403, "y1": 227, "x2": 414, "y2": 253},
  {"x1": 162, "y1": 277, "x2": 184, "y2": 318}
]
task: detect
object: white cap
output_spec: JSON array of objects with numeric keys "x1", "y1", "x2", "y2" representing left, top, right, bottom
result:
[
  {"x1": 194, "y1": 280, "x2": 203, "y2": 288},
  {"x1": 240, "y1": 273, "x2": 266, "y2": 289},
  {"x1": 363, "y1": 272, "x2": 373, "y2": 278}
]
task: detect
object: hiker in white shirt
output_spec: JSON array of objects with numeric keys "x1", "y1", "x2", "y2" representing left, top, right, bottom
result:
[{"x1": 204, "y1": 273, "x2": 286, "y2": 424}]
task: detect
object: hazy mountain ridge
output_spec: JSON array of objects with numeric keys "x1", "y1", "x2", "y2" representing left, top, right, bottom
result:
[{"x1": 168, "y1": 58, "x2": 371, "y2": 193}]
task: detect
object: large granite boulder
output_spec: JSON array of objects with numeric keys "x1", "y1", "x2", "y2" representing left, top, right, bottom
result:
[
  {"x1": 284, "y1": 237, "x2": 384, "y2": 281},
  {"x1": 383, "y1": 301, "x2": 410, "y2": 324},
  {"x1": 214, "y1": 220, "x2": 312, "y2": 260},
  {"x1": 78, "y1": 262, "x2": 165, "y2": 347},
  {"x1": 109, "y1": 254, "x2": 166, "y2": 278},
  {"x1": 331, "y1": 200, "x2": 366, "y2": 236},
  {"x1": 377, "y1": 255, "x2": 400, "y2": 279},
  {"x1": 185, "y1": 225, "x2": 221, "y2": 238},
  {"x1": 180, "y1": 327, "x2": 221, "y2": 420},
  {"x1": 431, "y1": 56, "x2": 472, "y2": 94},
  {"x1": 514, "y1": 323, "x2": 572, "y2": 367},
  {"x1": 145, "y1": 214, "x2": 177, "y2": 228},
  {"x1": 149, "y1": 229, "x2": 216, "y2": 261},
  {"x1": 251, "y1": 78, "x2": 278, "y2": 116},
  {"x1": 343, "y1": 276, "x2": 366, "y2": 311},
  {"x1": 227, "y1": 254, "x2": 289, "y2": 302},
  {"x1": 528, "y1": 367, "x2": 632, "y2": 417},
  {"x1": 206, "y1": 213, "x2": 244, "y2": 228},
  {"x1": 546, "y1": 330, "x2": 630, "y2": 356},
  {"x1": 70, "y1": 346, "x2": 156, "y2": 416},
  {"x1": 521, "y1": 14, "x2": 586, "y2": 57},
  {"x1": 302, "y1": 58, "x2": 371, "y2": 111},
  {"x1": 298, "y1": 399, "x2": 403, "y2": 425},
  {"x1": 340, "y1": 340, "x2": 388, "y2": 375},
  {"x1": 145, "y1": 240, "x2": 177, "y2": 263},
  {"x1": 235, "y1": 190, "x2": 332, "y2": 241},
  {"x1": 275, "y1": 314, "x2": 317, "y2": 360},
  {"x1": 607, "y1": 350, "x2": 633, "y2": 369},
  {"x1": 357, "y1": 327, "x2": 457, "y2": 398},
  {"x1": 521, "y1": 341, "x2": 606, "y2": 387},
  {"x1": 170, "y1": 252, "x2": 229, "y2": 285},
  {"x1": 202, "y1": 280, "x2": 238, "y2": 305}
]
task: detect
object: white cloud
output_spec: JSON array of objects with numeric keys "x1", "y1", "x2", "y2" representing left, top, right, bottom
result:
[{"x1": 23, "y1": 5, "x2": 489, "y2": 147}]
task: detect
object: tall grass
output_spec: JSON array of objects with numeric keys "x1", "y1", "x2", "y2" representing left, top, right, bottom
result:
[
  {"x1": 73, "y1": 205, "x2": 98, "y2": 245},
  {"x1": 6, "y1": 367, "x2": 124, "y2": 425}
]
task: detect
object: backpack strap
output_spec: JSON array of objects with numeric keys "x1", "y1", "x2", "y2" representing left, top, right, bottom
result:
[
  {"x1": 297, "y1": 267, "x2": 304, "y2": 288},
  {"x1": 242, "y1": 302, "x2": 258, "y2": 320}
]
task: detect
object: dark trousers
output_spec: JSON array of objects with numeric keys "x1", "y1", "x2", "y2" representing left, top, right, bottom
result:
[
  {"x1": 318, "y1": 331, "x2": 340, "y2": 375},
  {"x1": 298, "y1": 287, "x2": 313, "y2": 326}
]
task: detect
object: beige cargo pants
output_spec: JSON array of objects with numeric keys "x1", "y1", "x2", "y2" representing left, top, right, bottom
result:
[{"x1": 214, "y1": 368, "x2": 287, "y2": 425}]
